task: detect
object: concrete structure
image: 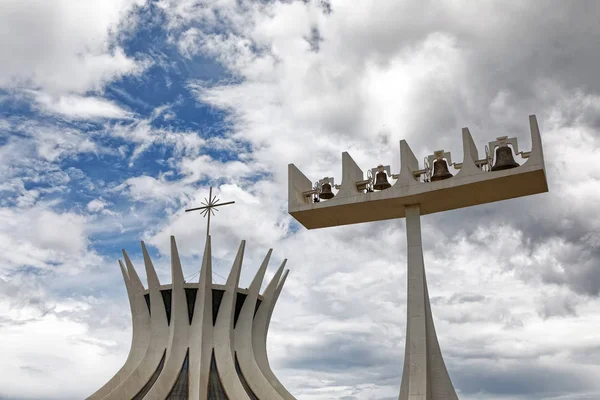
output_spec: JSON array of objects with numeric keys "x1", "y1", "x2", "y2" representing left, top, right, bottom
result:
[
  {"x1": 88, "y1": 236, "x2": 296, "y2": 400},
  {"x1": 288, "y1": 115, "x2": 548, "y2": 399}
]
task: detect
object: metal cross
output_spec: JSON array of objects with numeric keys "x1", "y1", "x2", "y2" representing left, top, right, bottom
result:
[{"x1": 185, "y1": 186, "x2": 235, "y2": 237}]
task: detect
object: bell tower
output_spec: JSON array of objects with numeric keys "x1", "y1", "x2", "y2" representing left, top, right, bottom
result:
[{"x1": 287, "y1": 115, "x2": 548, "y2": 399}]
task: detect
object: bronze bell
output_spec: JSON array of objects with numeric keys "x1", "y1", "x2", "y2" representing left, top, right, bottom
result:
[
  {"x1": 430, "y1": 159, "x2": 453, "y2": 181},
  {"x1": 491, "y1": 146, "x2": 519, "y2": 171},
  {"x1": 319, "y1": 182, "x2": 335, "y2": 199},
  {"x1": 373, "y1": 167, "x2": 392, "y2": 190}
]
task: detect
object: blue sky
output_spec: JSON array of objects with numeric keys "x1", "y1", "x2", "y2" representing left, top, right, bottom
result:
[{"x1": 2, "y1": 1, "x2": 600, "y2": 399}]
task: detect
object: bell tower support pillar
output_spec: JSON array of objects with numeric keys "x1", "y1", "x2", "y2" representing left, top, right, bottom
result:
[{"x1": 399, "y1": 204, "x2": 458, "y2": 400}]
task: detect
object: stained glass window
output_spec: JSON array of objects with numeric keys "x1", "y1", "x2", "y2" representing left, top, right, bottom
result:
[
  {"x1": 234, "y1": 293, "x2": 246, "y2": 328},
  {"x1": 254, "y1": 299, "x2": 262, "y2": 318},
  {"x1": 185, "y1": 288, "x2": 198, "y2": 325},
  {"x1": 161, "y1": 289, "x2": 172, "y2": 325},
  {"x1": 144, "y1": 293, "x2": 151, "y2": 314},
  {"x1": 211, "y1": 289, "x2": 224, "y2": 326},
  {"x1": 235, "y1": 352, "x2": 258, "y2": 400},
  {"x1": 208, "y1": 350, "x2": 228, "y2": 399},
  {"x1": 132, "y1": 350, "x2": 166, "y2": 400},
  {"x1": 166, "y1": 349, "x2": 189, "y2": 399}
]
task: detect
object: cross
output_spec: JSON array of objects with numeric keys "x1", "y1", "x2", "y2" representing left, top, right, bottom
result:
[{"x1": 185, "y1": 186, "x2": 235, "y2": 237}]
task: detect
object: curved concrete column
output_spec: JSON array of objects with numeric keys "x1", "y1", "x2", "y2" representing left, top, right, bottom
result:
[
  {"x1": 214, "y1": 241, "x2": 252, "y2": 399},
  {"x1": 87, "y1": 260, "x2": 151, "y2": 400},
  {"x1": 143, "y1": 237, "x2": 190, "y2": 399},
  {"x1": 253, "y1": 262, "x2": 295, "y2": 399},
  {"x1": 235, "y1": 249, "x2": 286, "y2": 399},
  {"x1": 189, "y1": 236, "x2": 214, "y2": 400},
  {"x1": 101, "y1": 247, "x2": 169, "y2": 400}
]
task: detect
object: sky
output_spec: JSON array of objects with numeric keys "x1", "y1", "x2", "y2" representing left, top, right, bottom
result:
[{"x1": 1, "y1": 1, "x2": 600, "y2": 399}]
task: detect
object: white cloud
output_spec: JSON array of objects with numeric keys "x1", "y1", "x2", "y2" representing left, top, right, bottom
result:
[
  {"x1": 1, "y1": 118, "x2": 101, "y2": 164},
  {"x1": 107, "y1": 109, "x2": 206, "y2": 164},
  {"x1": 0, "y1": 0, "x2": 148, "y2": 94},
  {"x1": 115, "y1": 174, "x2": 193, "y2": 203},
  {"x1": 177, "y1": 154, "x2": 259, "y2": 182},
  {"x1": 31, "y1": 92, "x2": 133, "y2": 120},
  {"x1": 0, "y1": 203, "x2": 101, "y2": 276},
  {"x1": 0, "y1": 276, "x2": 132, "y2": 400},
  {"x1": 87, "y1": 198, "x2": 110, "y2": 213}
]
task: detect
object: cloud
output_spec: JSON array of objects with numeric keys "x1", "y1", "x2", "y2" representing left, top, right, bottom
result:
[
  {"x1": 107, "y1": 108, "x2": 206, "y2": 164},
  {"x1": 0, "y1": 204, "x2": 101, "y2": 275},
  {"x1": 0, "y1": 0, "x2": 149, "y2": 94},
  {"x1": 115, "y1": 174, "x2": 193, "y2": 203},
  {"x1": 87, "y1": 198, "x2": 110, "y2": 213},
  {"x1": 0, "y1": 273, "x2": 132, "y2": 400},
  {"x1": 31, "y1": 92, "x2": 133, "y2": 120},
  {"x1": 0, "y1": 117, "x2": 100, "y2": 165}
]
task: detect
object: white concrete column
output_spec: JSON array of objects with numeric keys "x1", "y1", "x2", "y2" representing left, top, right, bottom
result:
[
  {"x1": 235, "y1": 249, "x2": 285, "y2": 400},
  {"x1": 101, "y1": 249, "x2": 169, "y2": 400},
  {"x1": 214, "y1": 241, "x2": 252, "y2": 400},
  {"x1": 143, "y1": 236, "x2": 190, "y2": 399},
  {"x1": 399, "y1": 204, "x2": 458, "y2": 400},
  {"x1": 402, "y1": 204, "x2": 428, "y2": 400},
  {"x1": 189, "y1": 236, "x2": 214, "y2": 400},
  {"x1": 252, "y1": 262, "x2": 295, "y2": 399}
]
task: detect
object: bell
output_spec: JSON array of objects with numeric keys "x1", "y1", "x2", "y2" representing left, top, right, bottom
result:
[
  {"x1": 319, "y1": 182, "x2": 335, "y2": 199},
  {"x1": 491, "y1": 146, "x2": 519, "y2": 171},
  {"x1": 430, "y1": 159, "x2": 453, "y2": 182},
  {"x1": 373, "y1": 170, "x2": 391, "y2": 190}
]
